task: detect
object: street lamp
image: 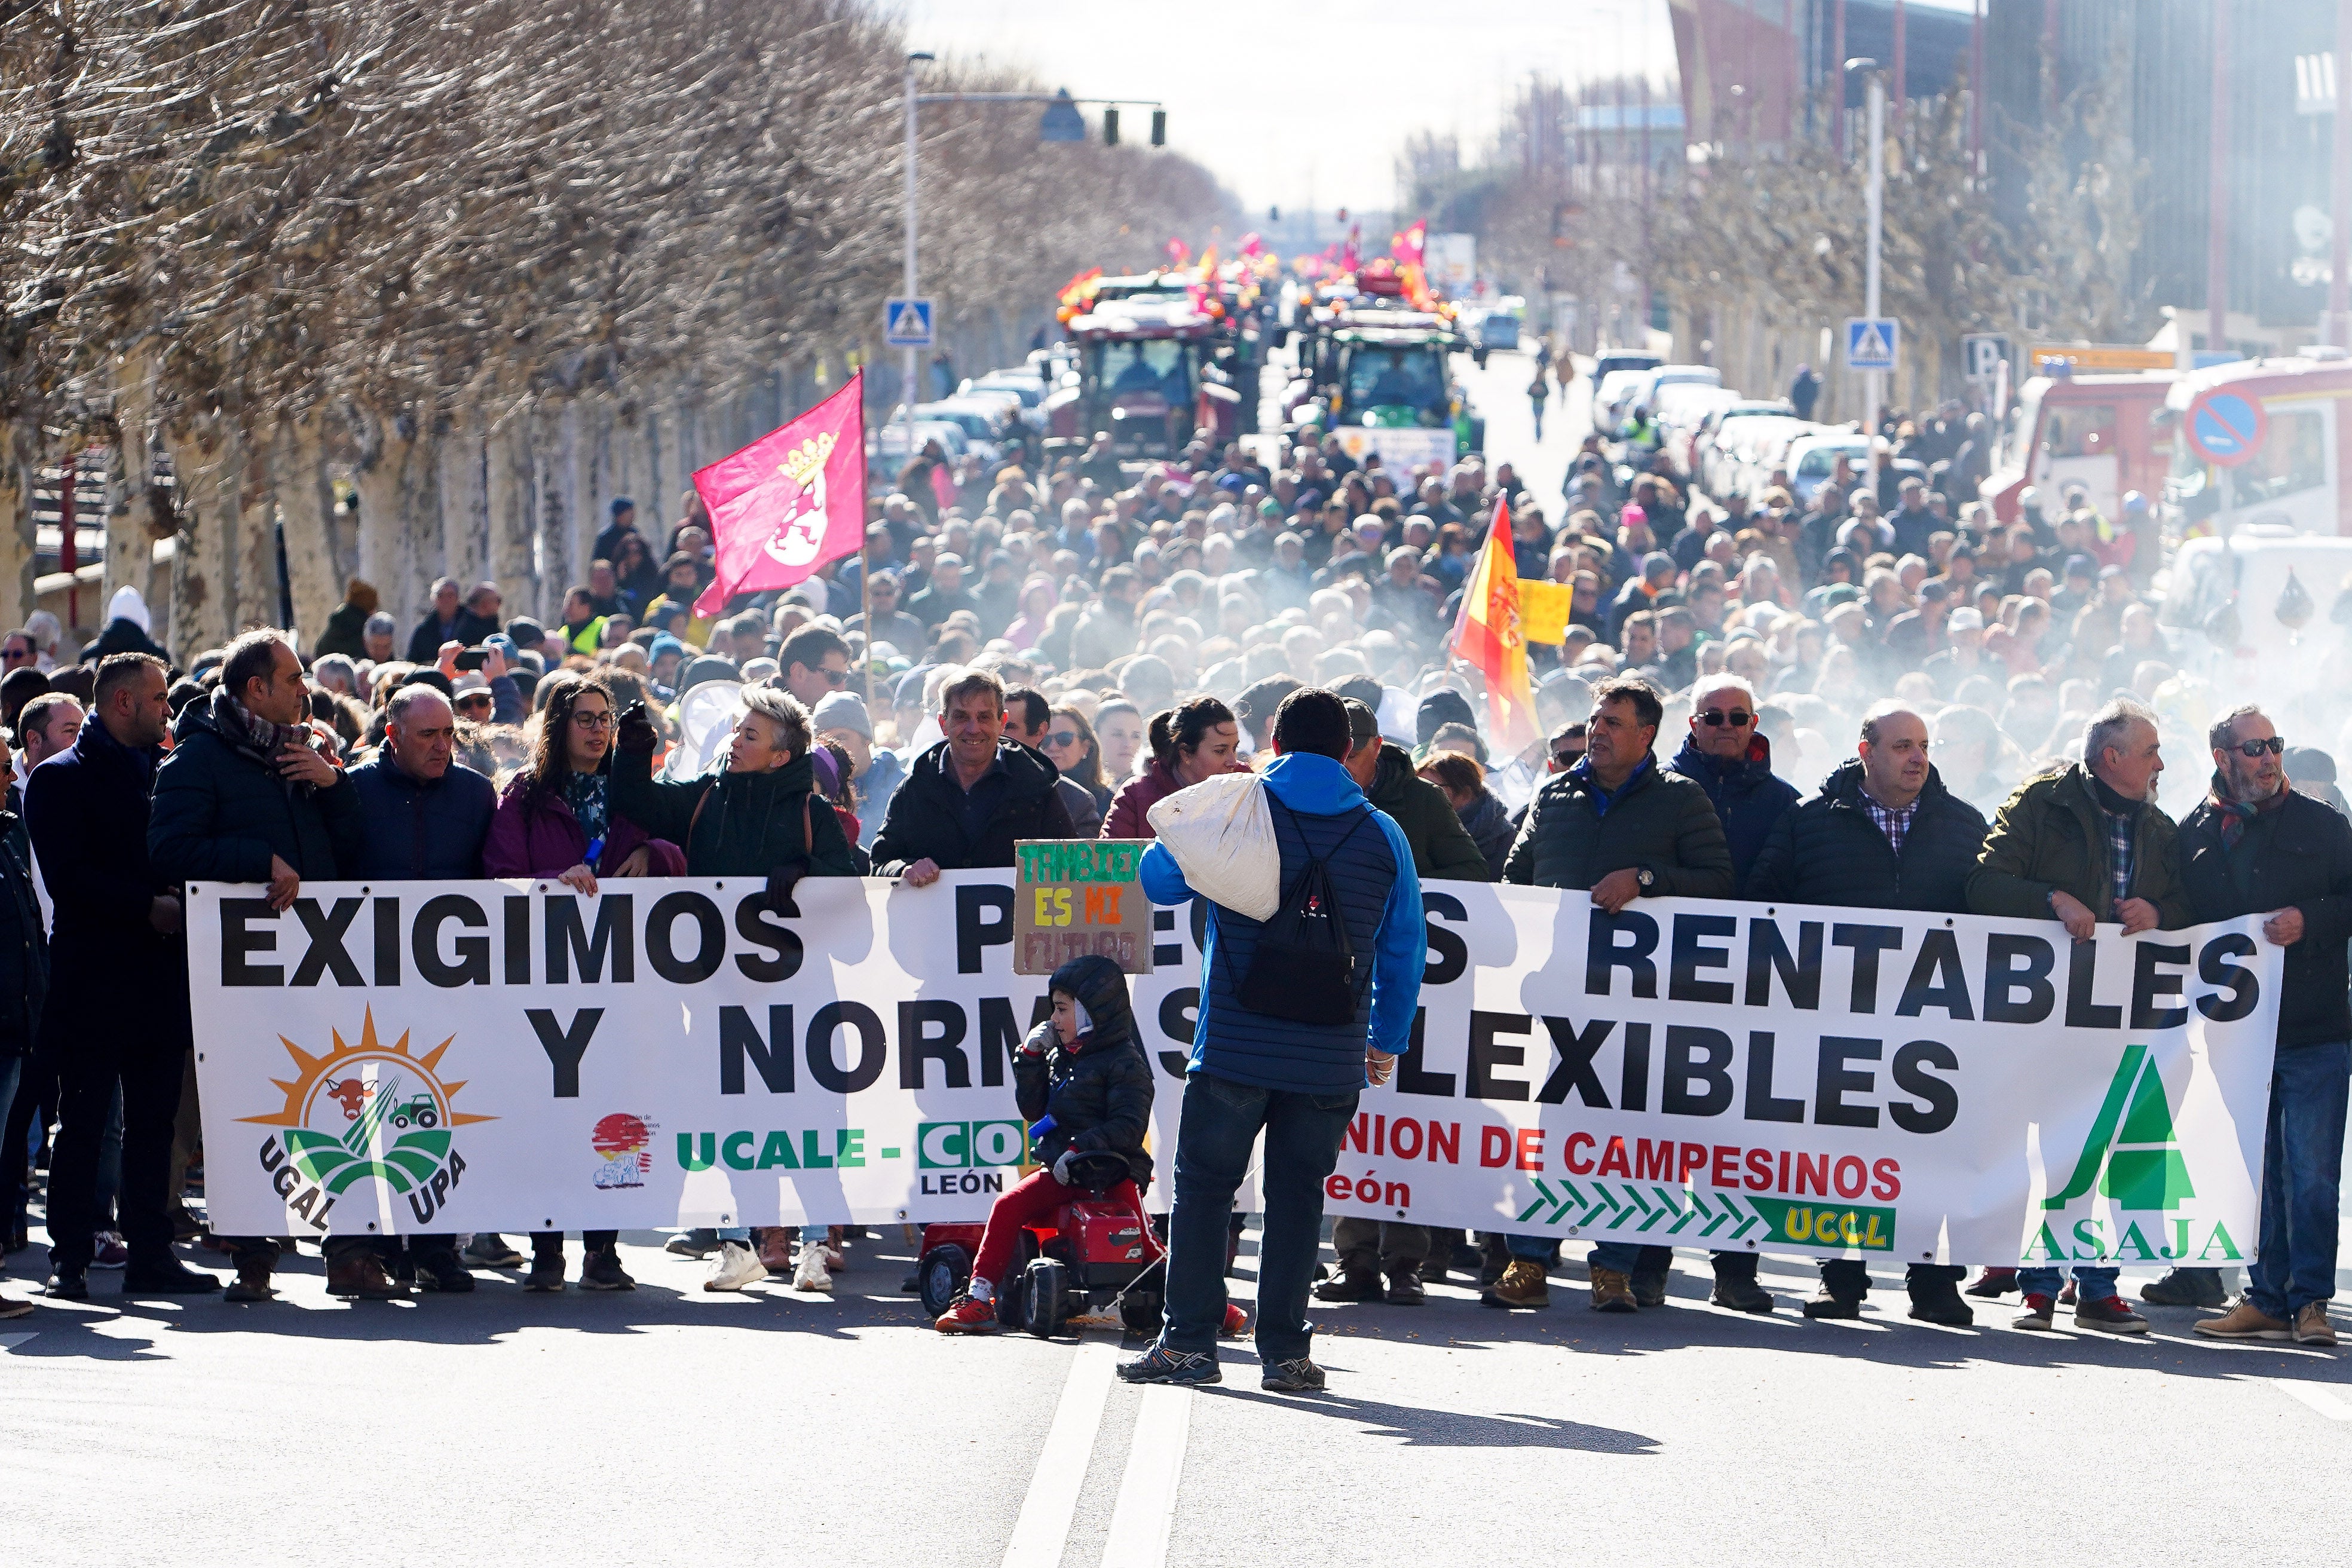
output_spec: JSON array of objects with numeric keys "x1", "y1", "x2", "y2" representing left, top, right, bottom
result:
[{"x1": 1846, "y1": 56, "x2": 1885, "y2": 454}]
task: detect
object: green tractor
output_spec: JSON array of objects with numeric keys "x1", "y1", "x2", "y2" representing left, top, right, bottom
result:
[
  {"x1": 1321, "y1": 322, "x2": 1483, "y2": 460},
  {"x1": 388, "y1": 1094, "x2": 440, "y2": 1132}
]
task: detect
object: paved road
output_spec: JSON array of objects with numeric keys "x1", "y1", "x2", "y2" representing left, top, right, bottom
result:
[
  {"x1": 1454, "y1": 344, "x2": 1588, "y2": 514},
  {"x1": 8, "y1": 1217, "x2": 2352, "y2": 1567}
]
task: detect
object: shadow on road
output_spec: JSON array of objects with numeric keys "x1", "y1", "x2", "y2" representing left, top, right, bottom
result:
[{"x1": 1220, "y1": 1385, "x2": 1659, "y2": 1453}]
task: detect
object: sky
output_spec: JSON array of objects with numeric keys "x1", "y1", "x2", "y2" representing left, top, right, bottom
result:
[{"x1": 895, "y1": 0, "x2": 1975, "y2": 216}]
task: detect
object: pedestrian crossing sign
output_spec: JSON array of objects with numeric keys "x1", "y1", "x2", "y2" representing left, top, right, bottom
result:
[
  {"x1": 884, "y1": 296, "x2": 936, "y2": 349},
  {"x1": 1844, "y1": 317, "x2": 1898, "y2": 372}
]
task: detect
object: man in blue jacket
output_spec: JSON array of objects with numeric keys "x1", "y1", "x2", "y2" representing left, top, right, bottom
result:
[
  {"x1": 344, "y1": 685, "x2": 498, "y2": 1292},
  {"x1": 1122, "y1": 687, "x2": 1424, "y2": 1392},
  {"x1": 1667, "y1": 675, "x2": 1798, "y2": 895}
]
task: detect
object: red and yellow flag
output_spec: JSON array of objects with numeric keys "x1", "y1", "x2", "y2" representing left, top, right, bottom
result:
[{"x1": 1449, "y1": 495, "x2": 1541, "y2": 757}]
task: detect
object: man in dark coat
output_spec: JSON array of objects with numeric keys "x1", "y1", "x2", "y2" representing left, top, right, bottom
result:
[
  {"x1": 0, "y1": 774, "x2": 44, "y2": 1318},
  {"x1": 343, "y1": 686, "x2": 498, "y2": 1292},
  {"x1": 1667, "y1": 676, "x2": 1798, "y2": 893},
  {"x1": 872, "y1": 670, "x2": 1073, "y2": 881},
  {"x1": 1965, "y1": 697, "x2": 2186, "y2": 1333},
  {"x1": 2180, "y1": 706, "x2": 2352, "y2": 1343},
  {"x1": 27, "y1": 653, "x2": 218, "y2": 1300},
  {"x1": 150, "y1": 630, "x2": 370, "y2": 1301},
  {"x1": 1497, "y1": 675, "x2": 1757, "y2": 1314},
  {"x1": 1747, "y1": 703, "x2": 1987, "y2": 1325}
]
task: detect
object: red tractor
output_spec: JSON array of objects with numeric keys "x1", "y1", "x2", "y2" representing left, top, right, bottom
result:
[
  {"x1": 1044, "y1": 298, "x2": 1243, "y2": 465},
  {"x1": 915, "y1": 1151, "x2": 1167, "y2": 1337}
]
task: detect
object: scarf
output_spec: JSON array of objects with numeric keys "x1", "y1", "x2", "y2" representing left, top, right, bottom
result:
[
  {"x1": 2209, "y1": 773, "x2": 2289, "y2": 850},
  {"x1": 213, "y1": 687, "x2": 317, "y2": 769}
]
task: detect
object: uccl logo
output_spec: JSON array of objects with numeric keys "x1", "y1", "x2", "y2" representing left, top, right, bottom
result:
[
  {"x1": 2026, "y1": 1043, "x2": 2241, "y2": 1265},
  {"x1": 239, "y1": 1008, "x2": 496, "y2": 1230}
]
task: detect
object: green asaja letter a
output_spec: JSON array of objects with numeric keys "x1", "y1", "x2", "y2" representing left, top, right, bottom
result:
[{"x1": 2044, "y1": 1045, "x2": 2195, "y2": 1211}]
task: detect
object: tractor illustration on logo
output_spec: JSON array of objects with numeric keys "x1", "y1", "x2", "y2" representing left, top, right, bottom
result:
[{"x1": 388, "y1": 1094, "x2": 440, "y2": 1131}]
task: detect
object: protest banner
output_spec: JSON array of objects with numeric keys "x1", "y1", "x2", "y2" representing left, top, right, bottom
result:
[{"x1": 188, "y1": 874, "x2": 2278, "y2": 1273}]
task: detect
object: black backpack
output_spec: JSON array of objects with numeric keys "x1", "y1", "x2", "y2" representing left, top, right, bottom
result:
[{"x1": 1238, "y1": 797, "x2": 1372, "y2": 1026}]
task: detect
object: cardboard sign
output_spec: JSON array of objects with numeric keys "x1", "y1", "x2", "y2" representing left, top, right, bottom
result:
[{"x1": 1013, "y1": 840, "x2": 1154, "y2": 976}]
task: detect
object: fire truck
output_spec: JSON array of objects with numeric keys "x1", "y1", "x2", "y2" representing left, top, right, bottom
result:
[{"x1": 1044, "y1": 297, "x2": 1244, "y2": 462}]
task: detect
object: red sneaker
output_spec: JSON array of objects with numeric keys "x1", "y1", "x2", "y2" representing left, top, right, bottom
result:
[
  {"x1": 1221, "y1": 1302, "x2": 1250, "y2": 1338},
  {"x1": 2011, "y1": 1293, "x2": 2057, "y2": 1331},
  {"x1": 935, "y1": 1295, "x2": 999, "y2": 1334}
]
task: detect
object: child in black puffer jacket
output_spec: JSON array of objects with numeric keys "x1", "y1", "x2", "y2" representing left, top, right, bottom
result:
[{"x1": 935, "y1": 954, "x2": 1153, "y2": 1333}]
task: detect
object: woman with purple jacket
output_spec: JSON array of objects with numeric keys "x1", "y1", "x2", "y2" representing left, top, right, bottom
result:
[{"x1": 483, "y1": 673, "x2": 682, "y2": 1290}]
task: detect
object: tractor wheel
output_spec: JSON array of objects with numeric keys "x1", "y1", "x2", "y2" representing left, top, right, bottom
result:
[
  {"x1": 1022, "y1": 1258, "x2": 1069, "y2": 1339},
  {"x1": 391, "y1": 1113, "x2": 410, "y2": 1129},
  {"x1": 1118, "y1": 1289, "x2": 1163, "y2": 1337},
  {"x1": 417, "y1": 1108, "x2": 439, "y2": 1129},
  {"x1": 918, "y1": 1244, "x2": 972, "y2": 1318}
]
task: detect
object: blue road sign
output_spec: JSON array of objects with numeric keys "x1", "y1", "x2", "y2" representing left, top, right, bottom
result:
[
  {"x1": 2185, "y1": 388, "x2": 2267, "y2": 468},
  {"x1": 884, "y1": 297, "x2": 935, "y2": 350},
  {"x1": 1844, "y1": 317, "x2": 1898, "y2": 372}
]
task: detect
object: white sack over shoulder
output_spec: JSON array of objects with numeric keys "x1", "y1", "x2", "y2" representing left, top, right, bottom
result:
[{"x1": 1146, "y1": 771, "x2": 1279, "y2": 921}]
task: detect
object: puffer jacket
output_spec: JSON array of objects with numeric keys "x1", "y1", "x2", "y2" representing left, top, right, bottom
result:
[
  {"x1": 151, "y1": 687, "x2": 362, "y2": 886},
  {"x1": 1667, "y1": 732, "x2": 1800, "y2": 893},
  {"x1": 1012, "y1": 953, "x2": 1156, "y2": 1188},
  {"x1": 1965, "y1": 761, "x2": 2192, "y2": 928},
  {"x1": 1502, "y1": 754, "x2": 1734, "y2": 897},
  {"x1": 870, "y1": 737, "x2": 1074, "y2": 875},
  {"x1": 611, "y1": 746, "x2": 856, "y2": 880},
  {"x1": 1456, "y1": 789, "x2": 1515, "y2": 881},
  {"x1": 1747, "y1": 759, "x2": 1987, "y2": 912}
]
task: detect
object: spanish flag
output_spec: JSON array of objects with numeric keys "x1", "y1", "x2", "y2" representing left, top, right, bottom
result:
[{"x1": 1449, "y1": 495, "x2": 1542, "y2": 757}]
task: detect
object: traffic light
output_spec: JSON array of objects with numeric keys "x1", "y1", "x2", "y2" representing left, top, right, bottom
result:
[
  {"x1": 1150, "y1": 109, "x2": 1166, "y2": 147},
  {"x1": 1103, "y1": 107, "x2": 1119, "y2": 145}
]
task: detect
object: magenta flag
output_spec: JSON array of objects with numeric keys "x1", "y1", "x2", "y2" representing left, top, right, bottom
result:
[{"x1": 692, "y1": 372, "x2": 867, "y2": 617}]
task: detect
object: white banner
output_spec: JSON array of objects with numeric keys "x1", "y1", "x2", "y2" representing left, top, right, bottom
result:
[
  {"x1": 1328, "y1": 426, "x2": 1456, "y2": 476},
  {"x1": 188, "y1": 875, "x2": 2280, "y2": 1270}
]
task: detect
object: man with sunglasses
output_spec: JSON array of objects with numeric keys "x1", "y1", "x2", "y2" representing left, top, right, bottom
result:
[
  {"x1": 2179, "y1": 708, "x2": 2352, "y2": 1343},
  {"x1": 1748, "y1": 703, "x2": 1988, "y2": 1325},
  {"x1": 776, "y1": 626, "x2": 852, "y2": 711},
  {"x1": 1649, "y1": 675, "x2": 1799, "y2": 1313},
  {"x1": 1668, "y1": 676, "x2": 1797, "y2": 897}
]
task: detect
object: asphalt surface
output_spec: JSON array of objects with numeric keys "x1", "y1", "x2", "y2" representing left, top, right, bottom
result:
[{"x1": 9, "y1": 1214, "x2": 2352, "y2": 1567}]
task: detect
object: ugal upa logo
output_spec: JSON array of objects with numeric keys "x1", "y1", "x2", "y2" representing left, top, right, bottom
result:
[
  {"x1": 240, "y1": 1009, "x2": 495, "y2": 1229},
  {"x1": 2028, "y1": 1042, "x2": 2241, "y2": 1265}
]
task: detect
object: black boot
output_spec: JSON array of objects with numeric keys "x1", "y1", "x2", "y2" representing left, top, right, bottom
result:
[
  {"x1": 1709, "y1": 1252, "x2": 1774, "y2": 1314},
  {"x1": 2140, "y1": 1267, "x2": 2228, "y2": 1309}
]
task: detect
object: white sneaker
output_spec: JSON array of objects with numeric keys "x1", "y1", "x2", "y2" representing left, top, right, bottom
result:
[
  {"x1": 792, "y1": 1242, "x2": 834, "y2": 1293},
  {"x1": 702, "y1": 1241, "x2": 768, "y2": 1293}
]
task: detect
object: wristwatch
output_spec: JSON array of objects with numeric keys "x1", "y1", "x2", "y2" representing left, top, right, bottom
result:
[{"x1": 1635, "y1": 866, "x2": 1656, "y2": 893}]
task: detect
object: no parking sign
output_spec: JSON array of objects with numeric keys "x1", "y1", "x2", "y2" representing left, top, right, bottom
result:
[{"x1": 2185, "y1": 388, "x2": 2267, "y2": 468}]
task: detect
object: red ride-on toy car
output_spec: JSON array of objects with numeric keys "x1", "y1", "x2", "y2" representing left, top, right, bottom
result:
[{"x1": 916, "y1": 1152, "x2": 1166, "y2": 1338}]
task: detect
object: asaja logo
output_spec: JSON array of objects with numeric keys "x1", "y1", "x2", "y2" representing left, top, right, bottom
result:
[
  {"x1": 239, "y1": 1009, "x2": 495, "y2": 1230},
  {"x1": 592, "y1": 1113, "x2": 657, "y2": 1190},
  {"x1": 2027, "y1": 1042, "x2": 2242, "y2": 1265}
]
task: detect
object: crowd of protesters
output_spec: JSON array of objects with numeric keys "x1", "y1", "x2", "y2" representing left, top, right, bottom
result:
[{"x1": 0, "y1": 353, "x2": 2342, "y2": 1367}]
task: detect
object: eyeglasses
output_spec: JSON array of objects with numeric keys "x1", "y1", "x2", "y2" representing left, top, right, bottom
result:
[
  {"x1": 456, "y1": 695, "x2": 494, "y2": 711},
  {"x1": 1552, "y1": 748, "x2": 1585, "y2": 767},
  {"x1": 1044, "y1": 730, "x2": 1080, "y2": 748},
  {"x1": 571, "y1": 710, "x2": 614, "y2": 730},
  {"x1": 819, "y1": 667, "x2": 851, "y2": 688},
  {"x1": 1698, "y1": 709, "x2": 1754, "y2": 728},
  {"x1": 2232, "y1": 736, "x2": 2286, "y2": 757}
]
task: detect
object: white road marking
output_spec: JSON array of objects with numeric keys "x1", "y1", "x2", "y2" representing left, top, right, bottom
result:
[
  {"x1": 0, "y1": 1333, "x2": 33, "y2": 1351},
  {"x1": 2276, "y1": 1379, "x2": 2352, "y2": 1420},
  {"x1": 1100, "y1": 1382, "x2": 1193, "y2": 1568},
  {"x1": 999, "y1": 1343, "x2": 1117, "y2": 1568}
]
